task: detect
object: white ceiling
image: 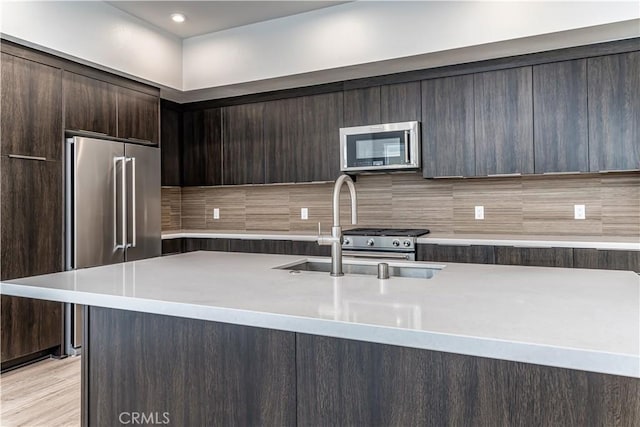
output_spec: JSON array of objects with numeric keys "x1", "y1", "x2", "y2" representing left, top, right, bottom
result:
[{"x1": 106, "y1": 1, "x2": 350, "y2": 38}]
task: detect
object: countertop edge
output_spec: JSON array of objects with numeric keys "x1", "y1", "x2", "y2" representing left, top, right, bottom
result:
[{"x1": 2, "y1": 282, "x2": 638, "y2": 379}]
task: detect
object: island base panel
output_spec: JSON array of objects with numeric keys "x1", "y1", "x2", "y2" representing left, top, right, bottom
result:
[
  {"x1": 82, "y1": 306, "x2": 640, "y2": 426},
  {"x1": 82, "y1": 306, "x2": 296, "y2": 426},
  {"x1": 296, "y1": 333, "x2": 640, "y2": 426}
]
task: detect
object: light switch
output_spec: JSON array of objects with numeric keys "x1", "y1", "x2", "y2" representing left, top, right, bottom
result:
[
  {"x1": 475, "y1": 206, "x2": 484, "y2": 220},
  {"x1": 301, "y1": 208, "x2": 309, "y2": 220},
  {"x1": 574, "y1": 204, "x2": 585, "y2": 220},
  {"x1": 213, "y1": 208, "x2": 220, "y2": 220}
]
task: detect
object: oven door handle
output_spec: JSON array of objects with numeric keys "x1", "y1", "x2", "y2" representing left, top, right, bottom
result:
[{"x1": 343, "y1": 251, "x2": 412, "y2": 261}]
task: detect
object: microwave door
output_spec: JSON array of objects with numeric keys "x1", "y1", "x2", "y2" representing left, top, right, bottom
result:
[{"x1": 346, "y1": 131, "x2": 406, "y2": 168}]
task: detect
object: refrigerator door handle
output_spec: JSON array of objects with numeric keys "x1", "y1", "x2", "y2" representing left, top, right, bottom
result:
[
  {"x1": 114, "y1": 156, "x2": 127, "y2": 250},
  {"x1": 127, "y1": 157, "x2": 137, "y2": 248}
]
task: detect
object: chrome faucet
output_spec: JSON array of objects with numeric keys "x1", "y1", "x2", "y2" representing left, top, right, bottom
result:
[{"x1": 318, "y1": 174, "x2": 358, "y2": 276}]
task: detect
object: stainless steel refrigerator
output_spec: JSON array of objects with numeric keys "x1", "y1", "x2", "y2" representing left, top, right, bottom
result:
[{"x1": 64, "y1": 136, "x2": 161, "y2": 354}]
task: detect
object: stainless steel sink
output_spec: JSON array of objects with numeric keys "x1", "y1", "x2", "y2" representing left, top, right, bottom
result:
[{"x1": 275, "y1": 259, "x2": 443, "y2": 279}]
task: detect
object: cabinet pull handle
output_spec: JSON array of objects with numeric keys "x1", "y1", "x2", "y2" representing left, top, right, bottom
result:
[
  {"x1": 542, "y1": 171, "x2": 581, "y2": 175},
  {"x1": 8, "y1": 154, "x2": 47, "y2": 161},
  {"x1": 432, "y1": 175, "x2": 464, "y2": 179},
  {"x1": 75, "y1": 129, "x2": 109, "y2": 137},
  {"x1": 126, "y1": 137, "x2": 154, "y2": 145},
  {"x1": 598, "y1": 169, "x2": 640, "y2": 173},
  {"x1": 487, "y1": 173, "x2": 522, "y2": 177}
]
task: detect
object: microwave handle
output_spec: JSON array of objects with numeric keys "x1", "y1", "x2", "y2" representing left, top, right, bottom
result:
[{"x1": 404, "y1": 130, "x2": 410, "y2": 164}]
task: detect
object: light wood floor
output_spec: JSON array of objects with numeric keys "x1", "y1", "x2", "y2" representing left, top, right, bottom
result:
[{"x1": 0, "y1": 356, "x2": 81, "y2": 427}]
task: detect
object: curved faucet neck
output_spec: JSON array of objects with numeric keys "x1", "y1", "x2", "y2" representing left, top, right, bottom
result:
[{"x1": 332, "y1": 174, "x2": 358, "y2": 227}]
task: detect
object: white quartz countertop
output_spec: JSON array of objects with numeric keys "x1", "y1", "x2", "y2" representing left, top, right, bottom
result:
[
  {"x1": 161, "y1": 230, "x2": 640, "y2": 251},
  {"x1": 2, "y1": 252, "x2": 639, "y2": 378}
]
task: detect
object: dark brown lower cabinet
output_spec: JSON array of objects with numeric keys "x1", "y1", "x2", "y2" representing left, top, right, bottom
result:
[
  {"x1": 161, "y1": 238, "x2": 183, "y2": 255},
  {"x1": 494, "y1": 246, "x2": 574, "y2": 268},
  {"x1": 1, "y1": 296, "x2": 62, "y2": 367},
  {"x1": 417, "y1": 244, "x2": 495, "y2": 264},
  {"x1": 296, "y1": 334, "x2": 640, "y2": 426},
  {"x1": 1, "y1": 157, "x2": 64, "y2": 368},
  {"x1": 84, "y1": 306, "x2": 296, "y2": 426},
  {"x1": 574, "y1": 248, "x2": 640, "y2": 273},
  {"x1": 164, "y1": 237, "x2": 329, "y2": 257},
  {"x1": 82, "y1": 307, "x2": 640, "y2": 426}
]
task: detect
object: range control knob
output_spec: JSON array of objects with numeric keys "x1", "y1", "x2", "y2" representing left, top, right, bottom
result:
[
  {"x1": 367, "y1": 238, "x2": 375, "y2": 247},
  {"x1": 392, "y1": 239, "x2": 401, "y2": 247},
  {"x1": 403, "y1": 240, "x2": 412, "y2": 248},
  {"x1": 343, "y1": 238, "x2": 351, "y2": 246}
]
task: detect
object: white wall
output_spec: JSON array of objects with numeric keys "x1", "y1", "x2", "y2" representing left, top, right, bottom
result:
[
  {"x1": 183, "y1": 1, "x2": 640, "y2": 91},
  {"x1": 0, "y1": 1, "x2": 183, "y2": 90}
]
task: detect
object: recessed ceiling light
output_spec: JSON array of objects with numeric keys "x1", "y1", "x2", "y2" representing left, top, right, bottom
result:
[{"x1": 171, "y1": 13, "x2": 186, "y2": 23}]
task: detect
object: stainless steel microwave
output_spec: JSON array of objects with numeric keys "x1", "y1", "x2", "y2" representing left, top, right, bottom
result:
[{"x1": 340, "y1": 121, "x2": 420, "y2": 172}]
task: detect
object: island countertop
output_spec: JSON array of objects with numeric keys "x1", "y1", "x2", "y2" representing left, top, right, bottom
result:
[{"x1": 1, "y1": 251, "x2": 638, "y2": 378}]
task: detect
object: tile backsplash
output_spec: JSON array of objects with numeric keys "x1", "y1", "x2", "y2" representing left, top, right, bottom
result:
[{"x1": 162, "y1": 172, "x2": 639, "y2": 237}]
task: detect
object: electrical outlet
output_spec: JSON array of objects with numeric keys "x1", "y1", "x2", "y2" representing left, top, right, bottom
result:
[
  {"x1": 475, "y1": 206, "x2": 484, "y2": 220},
  {"x1": 574, "y1": 204, "x2": 585, "y2": 220},
  {"x1": 213, "y1": 208, "x2": 220, "y2": 220},
  {"x1": 301, "y1": 208, "x2": 309, "y2": 220}
]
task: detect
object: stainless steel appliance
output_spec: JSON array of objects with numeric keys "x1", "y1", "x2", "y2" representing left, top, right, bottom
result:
[
  {"x1": 64, "y1": 136, "x2": 161, "y2": 354},
  {"x1": 340, "y1": 121, "x2": 420, "y2": 172},
  {"x1": 342, "y1": 228, "x2": 430, "y2": 261}
]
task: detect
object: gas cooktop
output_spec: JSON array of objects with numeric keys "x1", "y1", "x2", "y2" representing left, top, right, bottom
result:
[{"x1": 343, "y1": 228, "x2": 430, "y2": 237}]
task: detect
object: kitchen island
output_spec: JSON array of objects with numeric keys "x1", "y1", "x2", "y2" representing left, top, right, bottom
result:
[{"x1": 2, "y1": 251, "x2": 639, "y2": 425}]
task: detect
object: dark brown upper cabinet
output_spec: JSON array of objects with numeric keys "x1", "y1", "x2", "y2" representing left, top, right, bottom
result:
[
  {"x1": 63, "y1": 71, "x2": 117, "y2": 137},
  {"x1": 380, "y1": 81, "x2": 421, "y2": 123},
  {"x1": 421, "y1": 75, "x2": 475, "y2": 178},
  {"x1": 474, "y1": 67, "x2": 534, "y2": 176},
  {"x1": 182, "y1": 108, "x2": 222, "y2": 186},
  {"x1": 117, "y1": 86, "x2": 159, "y2": 144},
  {"x1": 343, "y1": 86, "x2": 381, "y2": 127},
  {"x1": 264, "y1": 97, "x2": 303, "y2": 183},
  {"x1": 588, "y1": 51, "x2": 640, "y2": 172},
  {"x1": 160, "y1": 100, "x2": 182, "y2": 186},
  {"x1": 300, "y1": 92, "x2": 344, "y2": 182},
  {"x1": 533, "y1": 59, "x2": 588, "y2": 174},
  {"x1": 223, "y1": 103, "x2": 265, "y2": 185},
  {"x1": 1, "y1": 53, "x2": 62, "y2": 161}
]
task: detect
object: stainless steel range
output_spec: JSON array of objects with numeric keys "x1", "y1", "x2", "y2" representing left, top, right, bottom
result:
[{"x1": 342, "y1": 228, "x2": 430, "y2": 261}]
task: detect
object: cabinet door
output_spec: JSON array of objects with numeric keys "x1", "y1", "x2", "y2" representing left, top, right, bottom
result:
[
  {"x1": 264, "y1": 98, "x2": 303, "y2": 183},
  {"x1": 588, "y1": 52, "x2": 640, "y2": 172},
  {"x1": 533, "y1": 60, "x2": 588, "y2": 173},
  {"x1": 1, "y1": 157, "x2": 63, "y2": 280},
  {"x1": 475, "y1": 67, "x2": 533, "y2": 175},
  {"x1": 380, "y1": 81, "x2": 421, "y2": 123},
  {"x1": 1, "y1": 157, "x2": 63, "y2": 364},
  {"x1": 223, "y1": 103, "x2": 264, "y2": 185},
  {"x1": 63, "y1": 71, "x2": 117, "y2": 137},
  {"x1": 343, "y1": 87, "x2": 381, "y2": 127},
  {"x1": 116, "y1": 86, "x2": 159, "y2": 144},
  {"x1": 494, "y1": 246, "x2": 574, "y2": 268},
  {"x1": 300, "y1": 92, "x2": 343, "y2": 182},
  {"x1": 183, "y1": 238, "x2": 229, "y2": 252},
  {"x1": 573, "y1": 249, "x2": 640, "y2": 273},
  {"x1": 422, "y1": 75, "x2": 475, "y2": 177},
  {"x1": 417, "y1": 244, "x2": 495, "y2": 264},
  {"x1": 182, "y1": 108, "x2": 222, "y2": 186},
  {"x1": 1, "y1": 296, "x2": 62, "y2": 363},
  {"x1": 1, "y1": 53, "x2": 62, "y2": 161},
  {"x1": 161, "y1": 238, "x2": 184, "y2": 255},
  {"x1": 228, "y1": 239, "x2": 291, "y2": 254},
  {"x1": 160, "y1": 101, "x2": 181, "y2": 186}
]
